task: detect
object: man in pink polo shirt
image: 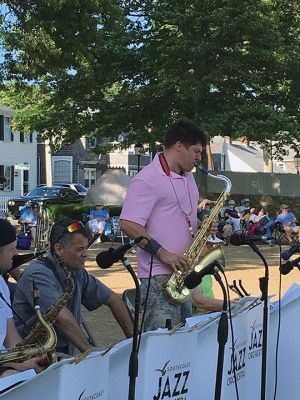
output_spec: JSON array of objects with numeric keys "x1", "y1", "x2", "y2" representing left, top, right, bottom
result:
[{"x1": 120, "y1": 118, "x2": 207, "y2": 331}]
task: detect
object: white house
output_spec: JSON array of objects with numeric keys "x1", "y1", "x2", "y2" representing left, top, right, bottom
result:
[
  {"x1": 210, "y1": 136, "x2": 298, "y2": 174},
  {"x1": 0, "y1": 105, "x2": 38, "y2": 197}
]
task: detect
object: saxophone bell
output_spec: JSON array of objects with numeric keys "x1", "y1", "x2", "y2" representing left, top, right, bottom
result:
[{"x1": 0, "y1": 280, "x2": 57, "y2": 365}]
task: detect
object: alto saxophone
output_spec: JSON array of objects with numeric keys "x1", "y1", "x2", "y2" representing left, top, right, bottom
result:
[
  {"x1": 20, "y1": 256, "x2": 75, "y2": 363},
  {"x1": 0, "y1": 280, "x2": 57, "y2": 365},
  {"x1": 163, "y1": 165, "x2": 232, "y2": 305}
]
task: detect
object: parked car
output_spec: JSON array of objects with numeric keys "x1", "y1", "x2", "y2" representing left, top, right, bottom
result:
[
  {"x1": 7, "y1": 186, "x2": 84, "y2": 217},
  {"x1": 38, "y1": 182, "x2": 88, "y2": 195}
]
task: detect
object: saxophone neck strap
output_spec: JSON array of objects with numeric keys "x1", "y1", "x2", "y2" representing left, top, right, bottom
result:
[
  {"x1": 159, "y1": 152, "x2": 185, "y2": 176},
  {"x1": 42, "y1": 256, "x2": 74, "y2": 292},
  {"x1": 159, "y1": 153, "x2": 171, "y2": 176}
]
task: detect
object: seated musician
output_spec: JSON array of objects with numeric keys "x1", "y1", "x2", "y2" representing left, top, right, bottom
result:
[
  {"x1": 13, "y1": 218, "x2": 133, "y2": 356},
  {"x1": 0, "y1": 219, "x2": 44, "y2": 377}
]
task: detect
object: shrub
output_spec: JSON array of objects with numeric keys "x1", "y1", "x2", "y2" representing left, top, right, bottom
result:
[{"x1": 48, "y1": 204, "x2": 122, "y2": 222}]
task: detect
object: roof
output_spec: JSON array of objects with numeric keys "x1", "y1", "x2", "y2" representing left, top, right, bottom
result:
[
  {"x1": 0, "y1": 105, "x2": 14, "y2": 117},
  {"x1": 210, "y1": 136, "x2": 296, "y2": 173}
]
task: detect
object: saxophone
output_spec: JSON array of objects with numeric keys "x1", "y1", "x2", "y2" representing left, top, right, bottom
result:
[
  {"x1": 163, "y1": 165, "x2": 232, "y2": 305},
  {"x1": 0, "y1": 280, "x2": 57, "y2": 365},
  {"x1": 19, "y1": 256, "x2": 75, "y2": 363}
]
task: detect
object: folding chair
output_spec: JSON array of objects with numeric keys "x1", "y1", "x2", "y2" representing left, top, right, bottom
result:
[
  {"x1": 110, "y1": 216, "x2": 128, "y2": 244},
  {"x1": 274, "y1": 222, "x2": 298, "y2": 244}
]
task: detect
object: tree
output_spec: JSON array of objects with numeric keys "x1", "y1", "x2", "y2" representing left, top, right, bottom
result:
[{"x1": 0, "y1": 0, "x2": 299, "y2": 155}]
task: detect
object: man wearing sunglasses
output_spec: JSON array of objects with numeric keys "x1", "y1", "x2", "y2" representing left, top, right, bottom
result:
[{"x1": 13, "y1": 218, "x2": 133, "y2": 355}]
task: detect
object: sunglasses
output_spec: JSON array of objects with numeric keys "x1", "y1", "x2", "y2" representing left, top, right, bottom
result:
[{"x1": 56, "y1": 221, "x2": 84, "y2": 243}]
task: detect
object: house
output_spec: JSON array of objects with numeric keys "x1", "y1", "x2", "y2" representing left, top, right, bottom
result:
[
  {"x1": 39, "y1": 136, "x2": 151, "y2": 187},
  {"x1": 210, "y1": 136, "x2": 298, "y2": 174},
  {"x1": 0, "y1": 105, "x2": 38, "y2": 196}
]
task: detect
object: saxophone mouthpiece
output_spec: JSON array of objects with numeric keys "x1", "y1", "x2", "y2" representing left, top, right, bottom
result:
[{"x1": 194, "y1": 163, "x2": 208, "y2": 175}]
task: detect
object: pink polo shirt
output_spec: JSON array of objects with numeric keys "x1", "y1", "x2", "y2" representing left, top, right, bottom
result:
[{"x1": 120, "y1": 154, "x2": 199, "y2": 278}]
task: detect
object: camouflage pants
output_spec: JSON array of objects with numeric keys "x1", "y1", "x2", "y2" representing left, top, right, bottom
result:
[{"x1": 140, "y1": 275, "x2": 192, "y2": 332}]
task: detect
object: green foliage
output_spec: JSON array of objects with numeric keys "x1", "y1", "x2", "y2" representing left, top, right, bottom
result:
[
  {"x1": 0, "y1": 0, "x2": 299, "y2": 156},
  {"x1": 48, "y1": 204, "x2": 90, "y2": 222},
  {"x1": 48, "y1": 203, "x2": 122, "y2": 221}
]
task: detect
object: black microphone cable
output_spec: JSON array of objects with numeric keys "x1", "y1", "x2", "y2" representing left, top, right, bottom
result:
[
  {"x1": 0, "y1": 292, "x2": 31, "y2": 332},
  {"x1": 137, "y1": 237, "x2": 154, "y2": 352},
  {"x1": 219, "y1": 269, "x2": 240, "y2": 400}
]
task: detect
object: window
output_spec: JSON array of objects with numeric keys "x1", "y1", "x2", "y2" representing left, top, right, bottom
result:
[
  {"x1": 20, "y1": 132, "x2": 33, "y2": 143},
  {"x1": 52, "y1": 156, "x2": 73, "y2": 183},
  {"x1": 23, "y1": 169, "x2": 29, "y2": 194},
  {"x1": 88, "y1": 137, "x2": 96, "y2": 148},
  {"x1": 4, "y1": 117, "x2": 12, "y2": 141},
  {"x1": 0, "y1": 165, "x2": 14, "y2": 191},
  {"x1": 84, "y1": 168, "x2": 96, "y2": 187},
  {"x1": 0, "y1": 116, "x2": 4, "y2": 140}
]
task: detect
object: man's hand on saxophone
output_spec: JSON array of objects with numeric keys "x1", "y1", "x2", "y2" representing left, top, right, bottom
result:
[{"x1": 156, "y1": 248, "x2": 190, "y2": 273}]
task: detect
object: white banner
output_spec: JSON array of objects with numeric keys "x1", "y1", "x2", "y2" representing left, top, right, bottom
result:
[
  {"x1": 267, "y1": 283, "x2": 300, "y2": 400},
  {"x1": 0, "y1": 295, "x2": 272, "y2": 400},
  {"x1": 0, "y1": 351, "x2": 109, "y2": 400},
  {"x1": 108, "y1": 297, "x2": 263, "y2": 400}
]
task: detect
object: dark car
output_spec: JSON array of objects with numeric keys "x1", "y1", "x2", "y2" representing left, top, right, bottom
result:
[
  {"x1": 7, "y1": 186, "x2": 84, "y2": 217},
  {"x1": 38, "y1": 182, "x2": 88, "y2": 195},
  {"x1": 55, "y1": 183, "x2": 88, "y2": 195}
]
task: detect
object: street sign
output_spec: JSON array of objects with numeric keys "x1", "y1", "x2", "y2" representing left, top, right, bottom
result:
[{"x1": 15, "y1": 163, "x2": 30, "y2": 170}]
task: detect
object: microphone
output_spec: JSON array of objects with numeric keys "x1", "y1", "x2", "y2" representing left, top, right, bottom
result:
[
  {"x1": 279, "y1": 256, "x2": 300, "y2": 275},
  {"x1": 96, "y1": 236, "x2": 144, "y2": 269},
  {"x1": 230, "y1": 233, "x2": 267, "y2": 246},
  {"x1": 281, "y1": 244, "x2": 300, "y2": 261},
  {"x1": 184, "y1": 261, "x2": 223, "y2": 289}
]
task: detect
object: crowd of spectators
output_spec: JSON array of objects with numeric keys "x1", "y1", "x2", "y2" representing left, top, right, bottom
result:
[{"x1": 196, "y1": 198, "x2": 300, "y2": 246}]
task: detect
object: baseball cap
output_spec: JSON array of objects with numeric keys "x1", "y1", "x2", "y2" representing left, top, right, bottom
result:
[
  {"x1": 241, "y1": 198, "x2": 250, "y2": 204},
  {"x1": 280, "y1": 204, "x2": 289, "y2": 210},
  {"x1": 0, "y1": 219, "x2": 16, "y2": 247},
  {"x1": 228, "y1": 200, "x2": 235, "y2": 205}
]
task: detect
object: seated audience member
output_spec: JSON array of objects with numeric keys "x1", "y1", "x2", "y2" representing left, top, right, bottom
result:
[
  {"x1": 237, "y1": 198, "x2": 251, "y2": 225},
  {"x1": 197, "y1": 200, "x2": 213, "y2": 222},
  {"x1": 13, "y1": 218, "x2": 133, "y2": 356},
  {"x1": 246, "y1": 207, "x2": 275, "y2": 246},
  {"x1": 87, "y1": 204, "x2": 110, "y2": 241},
  {"x1": 0, "y1": 219, "x2": 44, "y2": 377},
  {"x1": 222, "y1": 200, "x2": 241, "y2": 244},
  {"x1": 192, "y1": 223, "x2": 224, "y2": 314},
  {"x1": 18, "y1": 202, "x2": 39, "y2": 242},
  {"x1": 275, "y1": 204, "x2": 300, "y2": 244}
]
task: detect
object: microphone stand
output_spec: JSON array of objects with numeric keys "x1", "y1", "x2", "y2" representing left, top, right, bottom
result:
[
  {"x1": 248, "y1": 242, "x2": 269, "y2": 400},
  {"x1": 213, "y1": 270, "x2": 228, "y2": 400},
  {"x1": 120, "y1": 255, "x2": 140, "y2": 400}
]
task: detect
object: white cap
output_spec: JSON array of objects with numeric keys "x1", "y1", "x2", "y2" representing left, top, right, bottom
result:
[{"x1": 207, "y1": 235, "x2": 225, "y2": 244}]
